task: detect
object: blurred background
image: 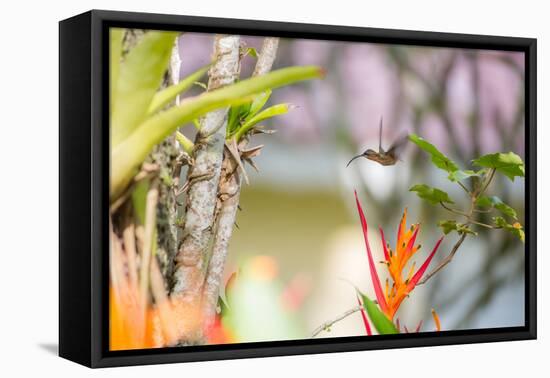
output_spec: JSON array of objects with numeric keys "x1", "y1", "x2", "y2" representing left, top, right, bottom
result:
[{"x1": 175, "y1": 32, "x2": 525, "y2": 341}]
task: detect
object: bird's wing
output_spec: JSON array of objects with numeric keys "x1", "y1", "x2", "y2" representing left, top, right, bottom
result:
[{"x1": 386, "y1": 133, "x2": 410, "y2": 158}]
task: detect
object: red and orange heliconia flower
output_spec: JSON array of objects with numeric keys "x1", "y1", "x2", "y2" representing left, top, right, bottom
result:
[{"x1": 354, "y1": 190, "x2": 444, "y2": 327}]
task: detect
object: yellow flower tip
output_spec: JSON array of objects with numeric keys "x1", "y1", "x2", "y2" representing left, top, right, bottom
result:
[
  {"x1": 513, "y1": 222, "x2": 522, "y2": 229},
  {"x1": 431, "y1": 308, "x2": 441, "y2": 332}
]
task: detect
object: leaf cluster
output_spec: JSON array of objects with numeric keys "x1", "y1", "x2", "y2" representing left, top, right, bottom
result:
[{"x1": 408, "y1": 134, "x2": 525, "y2": 242}]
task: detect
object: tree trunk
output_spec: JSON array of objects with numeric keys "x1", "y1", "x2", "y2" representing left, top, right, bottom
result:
[{"x1": 171, "y1": 35, "x2": 242, "y2": 309}]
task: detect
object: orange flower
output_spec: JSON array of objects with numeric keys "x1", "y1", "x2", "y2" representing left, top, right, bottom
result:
[{"x1": 354, "y1": 191, "x2": 443, "y2": 322}]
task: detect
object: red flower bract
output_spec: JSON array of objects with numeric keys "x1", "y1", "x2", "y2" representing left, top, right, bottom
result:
[{"x1": 354, "y1": 190, "x2": 444, "y2": 321}]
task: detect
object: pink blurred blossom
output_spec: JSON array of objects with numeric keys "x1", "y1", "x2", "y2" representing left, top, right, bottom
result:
[{"x1": 339, "y1": 43, "x2": 397, "y2": 143}]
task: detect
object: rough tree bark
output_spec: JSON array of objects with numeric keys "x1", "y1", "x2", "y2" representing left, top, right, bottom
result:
[
  {"x1": 201, "y1": 38, "x2": 280, "y2": 325},
  {"x1": 171, "y1": 35, "x2": 242, "y2": 306},
  {"x1": 149, "y1": 38, "x2": 184, "y2": 282}
]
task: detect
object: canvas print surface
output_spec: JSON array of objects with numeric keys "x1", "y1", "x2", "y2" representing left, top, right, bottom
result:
[{"x1": 109, "y1": 28, "x2": 526, "y2": 351}]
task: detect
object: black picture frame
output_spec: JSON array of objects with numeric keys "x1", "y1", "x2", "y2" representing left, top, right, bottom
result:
[{"x1": 59, "y1": 9, "x2": 537, "y2": 368}]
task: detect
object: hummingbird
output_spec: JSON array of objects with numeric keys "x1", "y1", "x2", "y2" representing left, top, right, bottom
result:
[{"x1": 346, "y1": 117, "x2": 409, "y2": 167}]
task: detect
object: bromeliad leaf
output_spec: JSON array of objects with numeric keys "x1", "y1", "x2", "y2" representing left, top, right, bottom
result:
[
  {"x1": 112, "y1": 31, "x2": 178, "y2": 146},
  {"x1": 476, "y1": 196, "x2": 518, "y2": 219},
  {"x1": 493, "y1": 216, "x2": 525, "y2": 243},
  {"x1": 147, "y1": 63, "x2": 211, "y2": 115},
  {"x1": 472, "y1": 152, "x2": 525, "y2": 181},
  {"x1": 227, "y1": 89, "x2": 273, "y2": 139},
  {"x1": 248, "y1": 89, "x2": 272, "y2": 118},
  {"x1": 234, "y1": 103, "x2": 293, "y2": 141},
  {"x1": 409, "y1": 134, "x2": 459, "y2": 174},
  {"x1": 358, "y1": 292, "x2": 398, "y2": 335},
  {"x1": 227, "y1": 103, "x2": 252, "y2": 135},
  {"x1": 410, "y1": 184, "x2": 454, "y2": 205},
  {"x1": 438, "y1": 220, "x2": 477, "y2": 236}
]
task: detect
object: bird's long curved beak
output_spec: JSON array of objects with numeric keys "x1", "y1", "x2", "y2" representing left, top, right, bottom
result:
[{"x1": 346, "y1": 154, "x2": 363, "y2": 167}]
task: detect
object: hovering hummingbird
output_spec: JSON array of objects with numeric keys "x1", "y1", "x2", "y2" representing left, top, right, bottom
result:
[{"x1": 346, "y1": 118, "x2": 409, "y2": 167}]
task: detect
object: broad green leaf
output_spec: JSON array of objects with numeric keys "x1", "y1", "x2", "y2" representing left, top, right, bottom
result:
[
  {"x1": 476, "y1": 195, "x2": 518, "y2": 219},
  {"x1": 111, "y1": 65, "x2": 324, "y2": 200},
  {"x1": 472, "y1": 152, "x2": 525, "y2": 181},
  {"x1": 438, "y1": 220, "x2": 477, "y2": 235},
  {"x1": 175, "y1": 131, "x2": 194, "y2": 154},
  {"x1": 493, "y1": 216, "x2": 525, "y2": 243},
  {"x1": 248, "y1": 89, "x2": 272, "y2": 118},
  {"x1": 234, "y1": 103, "x2": 292, "y2": 141},
  {"x1": 409, "y1": 134, "x2": 459, "y2": 174},
  {"x1": 409, "y1": 184, "x2": 454, "y2": 205},
  {"x1": 358, "y1": 292, "x2": 398, "y2": 335},
  {"x1": 475, "y1": 196, "x2": 493, "y2": 208},
  {"x1": 109, "y1": 28, "x2": 124, "y2": 115},
  {"x1": 448, "y1": 169, "x2": 480, "y2": 182},
  {"x1": 147, "y1": 63, "x2": 211, "y2": 115},
  {"x1": 111, "y1": 31, "x2": 178, "y2": 146}
]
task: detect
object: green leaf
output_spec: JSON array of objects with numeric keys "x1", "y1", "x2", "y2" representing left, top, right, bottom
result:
[
  {"x1": 227, "y1": 103, "x2": 252, "y2": 135},
  {"x1": 109, "y1": 28, "x2": 124, "y2": 115},
  {"x1": 248, "y1": 89, "x2": 272, "y2": 118},
  {"x1": 409, "y1": 134, "x2": 459, "y2": 174},
  {"x1": 409, "y1": 184, "x2": 454, "y2": 205},
  {"x1": 495, "y1": 202, "x2": 518, "y2": 220},
  {"x1": 147, "y1": 63, "x2": 211, "y2": 115},
  {"x1": 475, "y1": 196, "x2": 493, "y2": 208},
  {"x1": 243, "y1": 47, "x2": 258, "y2": 58},
  {"x1": 111, "y1": 31, "x2": 178, "y2": 146},
  {"x1": 358, "y1": 292, "x2": 398, "y2": 335},
  {"x1": 493, "y1": 217, "x2": 525, "y2": 243},
  {"x1": 438, "y1": 220, "x2": 477, "y2": 235},
  {"x1": 175, "y1": 131, "x2": 194, "y2": 154},
  {"x1": 472, "y1": 152, "x2": 525, "y2": 181},
  {"x1": 234, "y1": 103, "x2": 292, "y2": 141},
  {"x1": 476, "y1": 196, "x2": 518, "y2": 219},
  {"x1": 448, "y1": 169, "x2": 480, "y2": 182},
  {"x1": 111, "y1": 65, "x2": 324, "y2": 200}
]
